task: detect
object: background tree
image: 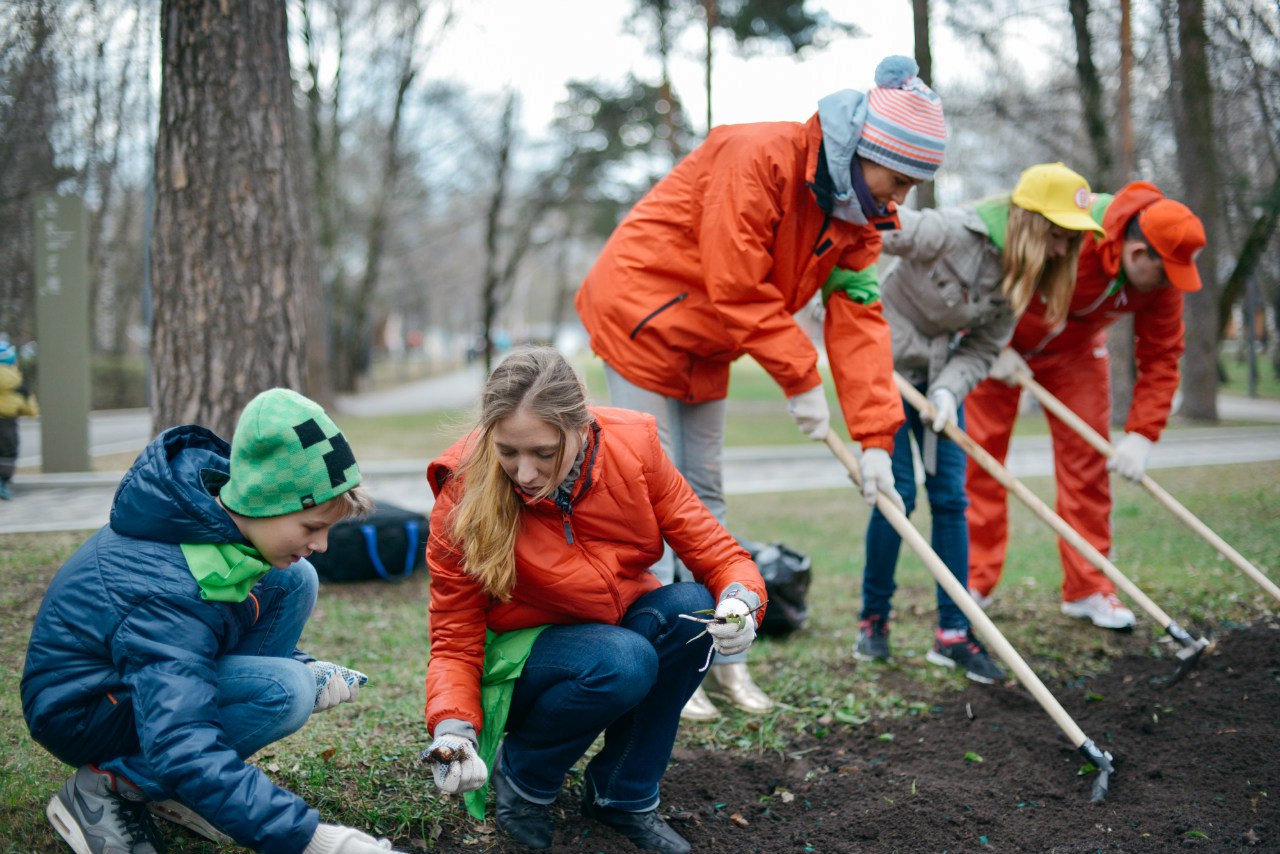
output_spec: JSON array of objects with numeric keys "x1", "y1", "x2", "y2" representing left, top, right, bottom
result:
[{"x1": 150, "y1": 0, "x2": 316, "y2": 437}]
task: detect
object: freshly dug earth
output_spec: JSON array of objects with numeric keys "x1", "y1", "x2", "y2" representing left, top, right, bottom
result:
[{"x1": 428, "y1": 622, "x2": 1280, "y2": 852}]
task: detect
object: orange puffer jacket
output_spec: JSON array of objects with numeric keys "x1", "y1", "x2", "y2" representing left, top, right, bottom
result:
[
  {"x1": 423, "y1": 406, "x2": 767, "y2": 734},
  {"x1": 576, "y1": 114, "x2": 901, "y2": 450}
]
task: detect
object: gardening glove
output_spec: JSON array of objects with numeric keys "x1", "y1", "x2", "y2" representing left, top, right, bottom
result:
[
  {"x1": 987, "y1": 348, "x2": 1031, "y2": 386},
  {"x1": 859, "y1": 447, "x2": 906, "y2": 512},
  {"x1": 310, "y1": 661, "x2": 368, "y2": 712},
  {"x1": 927, "y1": 388, "x2": 958, "y2": 433},
  {"x1": 421, "y1": 728, "x2": 488, "y2": 794},
  {"x1": 706, "y1": 596, "x2": 757, "y2": 657},
  {"x1": 786, "y1": 386, "x2": 830, "y2": 441},
  {"x1": 1108, "y1": 432, "x2": 1153, "y2": 482},
  {"x1": 303, "y1": 823, "x2": 400, "y2": 853}
]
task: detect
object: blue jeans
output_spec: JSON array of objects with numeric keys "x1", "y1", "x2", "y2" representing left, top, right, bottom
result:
[
  {"x1": 102, "y1": 564, "x2": 318, "y2": 797},
  {"x1": 500, "y1": 582, "x2": 715, "y2": 812},
  {"x1": 861, "y1": 389, "x2": 971, "y2": 631}
]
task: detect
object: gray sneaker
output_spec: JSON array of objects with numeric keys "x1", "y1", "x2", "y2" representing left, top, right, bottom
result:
[
  {"x1": 854, "y1": 615, "x2": 891, "y2": 661},
  {"x1": 46, "y1": 765, "x2": 166, "y2": 854}
]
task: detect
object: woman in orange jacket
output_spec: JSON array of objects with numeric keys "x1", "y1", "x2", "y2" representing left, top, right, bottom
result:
[
  {"x1": 420, "y1": 348, "x2": 767, "y2": 854},
  {"x1": 964, "y1": 183, "x2": 1207, "y2": 629},
  {"x1": 576, "y1": 55, "x2": 946, "y2": 717}
]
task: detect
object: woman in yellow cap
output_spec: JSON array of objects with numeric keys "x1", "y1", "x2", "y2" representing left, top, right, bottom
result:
[{"x1": 851, "y1": 163, "x2": 1104, "y2": 682}]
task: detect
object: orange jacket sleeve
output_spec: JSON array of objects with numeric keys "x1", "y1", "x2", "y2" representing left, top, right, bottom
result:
[
  {"x1": 1127, "y1": 287, "x2": 1185, "y2": 440},
  {"x1": 824, "y1": 292, "x2": 903, "y2": 451}
]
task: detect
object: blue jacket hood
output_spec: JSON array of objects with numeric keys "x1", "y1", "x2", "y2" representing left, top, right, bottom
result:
[
  {"x1": 817, "y1": 88, "x2": 871, "y2": 227},
  {"x1": 110, "y1": 425, "x2": 243, "y2": 545}
]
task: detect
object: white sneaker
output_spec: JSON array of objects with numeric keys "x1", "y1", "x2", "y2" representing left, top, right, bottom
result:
[
  {"x1": 967, "y1": 587, "x2": 993, "y2": 610},
  {"x1": 1061, "y1": 592, "x2": 1137, "y2": 630}
]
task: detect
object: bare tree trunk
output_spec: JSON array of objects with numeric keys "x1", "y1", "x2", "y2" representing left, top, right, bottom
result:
[
  {"x1": 1173, "y1": 0, "x2": 1223, "y2": 422},
  {"x1": 704, "y1": 0, "x2": 714, "y2": 133},
  {"x1": 151, "y1": 0, "x2": 315, "y2": 438},
  {"x1": 1118, "y1": 0, "x2": 1134, "y2": 182},
  {"x1": 1068, "y1": 0, "x2": 1114, "y2": 189},
  {"x1": 1216, "y1": 174, "x2": 1280, "y2": 338},
  {"x1": 481, "y1": 94, "x2": 517, "y2": 375},
  {"x1": 912, "y1": 0, "x2": 936, "y2": 209}
]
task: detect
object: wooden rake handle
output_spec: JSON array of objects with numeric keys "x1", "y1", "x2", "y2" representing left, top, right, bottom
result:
[
  {"x1": 1014, "y1": 368, "x2": 1280, "y2": 605},
  {"x1": 822, "y1": 431, "x2": 1092, "y2": 749},
  {"x1": 893, "y1": 373, "x2": 1179, "y2": 630}
]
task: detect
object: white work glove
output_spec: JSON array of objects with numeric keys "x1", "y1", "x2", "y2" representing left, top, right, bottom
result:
[
  {"x1": 421, "y1": 733, "x2": 488, "y2": 794},
  {"x1": 1108, "y1": 432, "x2": 1153, "y2": 482},
  {"x1": 859, "y1": 447, "x2": 906, "y2": 512},
  {"x1": 927, "y1": 388, "x2": 958, "y2": 433},
  {"x1": 706, "y1": 597, "x2": 757, "y2": 656},
  {"x1": 303, "y1": 823, "x2": 400, "y2": 853},
  {"x1": 310, "y1": 661, "x2": 368, "y2": 712},
  {"x1": 786, "y1": 386, "x2": 830, "y2": 441},
  {"x1": 987, "y1": 348, "x2": 1032, "y2": 386}
]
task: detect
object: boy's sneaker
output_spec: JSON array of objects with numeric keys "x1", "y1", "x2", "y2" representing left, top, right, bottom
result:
[
  {"x1": 854, "y1": 615, "x2": 891, "y2": 661},
  {"x1": 46, "y1": 764, "x2": 167, "y2": 854},
  {"x1": 967, "y1": 586, "x2": 993, "y2": 609},
  {"x1": 148, "y1": 798, "x2": 233, "y2": 844},
  {"x1": 0, "y1": 480, "x2": 12, "y2": 500},
  {"x1": 1061, "y1": 592, "x2": 1137, "y2": 630},
  {"x1": 926, "y1": 632, "x2": 1008, "y2": 684}
]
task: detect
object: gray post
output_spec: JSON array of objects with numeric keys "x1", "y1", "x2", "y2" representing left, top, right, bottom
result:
[{"x1": 34, "y1": 193, "x2": 91, "y2": 472}]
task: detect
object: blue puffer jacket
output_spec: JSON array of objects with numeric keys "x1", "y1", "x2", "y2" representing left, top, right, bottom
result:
[{"x1": 21, "y1": 426, "x2": 320, "y2": 854}]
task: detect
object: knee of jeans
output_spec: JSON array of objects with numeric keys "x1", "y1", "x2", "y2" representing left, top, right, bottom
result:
[
  {"x1": 897, "y1": 485, "x2": 918, "y2": 514},
  {"x1": 929, "y1": 490, "x2": 969, "y2": 516},
  {"x1": 276, "y1": 659, "x2": 316, "y2": 734},
  {"x1": 587, "y1": 635, "x2": 658, "y2": 707},
  {"x1": 669, "y1": 582, "x2": 715, "y2": 614}
]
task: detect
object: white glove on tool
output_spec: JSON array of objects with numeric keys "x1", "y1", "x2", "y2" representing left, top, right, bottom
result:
[
  {"x1": 927, "y1": 388, "x2": 958, "y2": 433},
  {"x1": 303, "y1": 823, "x2": 400, "y2": 853},
  {"x1": 422, "y1": 732, "x2": 488, "y2": 794},
  {"x1": 786, "y1": 386, "x2": 830, "y2": 441},
  {"x1": 859, "y1": 447, "x2": 906, "y2": 512},
  {"x1": 1108, "y1": 432, "x2": 1153, "y2": 482},
  {"x1": 310, "y1": 661, "x2": 368, "y2": 712},
  {"x1": 987, "y1": 348, "x2": 1032, "y2": 386},
  {"x1": 706, "y1": 597, "x2": 757, "y2": 656}
]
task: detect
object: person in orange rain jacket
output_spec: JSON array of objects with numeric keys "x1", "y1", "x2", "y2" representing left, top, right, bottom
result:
[
  {"x1": 964, "y1": 182, "x2": 1207, "y2": 630},
  {"x1": 420, "y1": 348, "x2": 767, "y2": 854},
  {"x1": 576, "y1": 55, "x2": 947, "y2": 720}
]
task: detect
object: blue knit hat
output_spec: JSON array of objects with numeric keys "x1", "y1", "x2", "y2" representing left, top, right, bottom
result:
[
  {"x1": 0, "y1": 340, "x2": 15, "y2": 365},
  {"x1": 855, "y1": 56, "x2": 948, "y2": 181}
]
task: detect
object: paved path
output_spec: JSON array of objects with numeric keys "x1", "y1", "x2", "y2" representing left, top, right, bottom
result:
[{"x1": 4, "y1": 370, "x2": 1278, "y2": 534}]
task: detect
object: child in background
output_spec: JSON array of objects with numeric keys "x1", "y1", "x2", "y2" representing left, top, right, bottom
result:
[
  {"x1": 0, "y1": 338, "x2": 39, "y2": 500},
  {"x1": 22, "y1": 388, "x2": 404, "y2": 854}
]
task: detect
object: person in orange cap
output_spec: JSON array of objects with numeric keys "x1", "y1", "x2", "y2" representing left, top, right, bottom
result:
[{"x1": 963, "y1": 182, "x2": 1208, "y2": 629}]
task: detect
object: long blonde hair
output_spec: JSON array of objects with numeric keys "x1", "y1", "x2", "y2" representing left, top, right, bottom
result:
[
  {"x1": 449, "y1": 348, "x2": 593, "y2": 600},
  {"x1": 1001, "y1": 205, "x2": 1084, "y2": 326}
]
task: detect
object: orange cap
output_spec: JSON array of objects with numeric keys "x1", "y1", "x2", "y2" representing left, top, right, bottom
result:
[{"x1": 1137, "y1": 199, "x2": 1206, "y2": 292}]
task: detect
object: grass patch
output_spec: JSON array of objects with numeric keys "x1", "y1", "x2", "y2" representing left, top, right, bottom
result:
[{"x1": 0, "y1": 461, "x2": 1276, "y2": 850}]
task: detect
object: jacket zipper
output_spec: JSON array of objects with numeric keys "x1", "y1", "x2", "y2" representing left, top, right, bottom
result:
[{"x1": 630, "y1": 293, "x2": 688, "y2": 339}]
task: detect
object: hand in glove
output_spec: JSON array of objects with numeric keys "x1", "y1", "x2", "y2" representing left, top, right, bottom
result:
[
  {"x1": 1107, "y1": 432, "x2": 1153, "y2": 482},
  {"x1": 987, "y1": 348, "x2": 1032, "y2": 386},
  {"x1": 310, "y1": 661, "x2": 368, "y2": 712},
  {"x1": 706, "y1": 597, "x2": 757, "y2": 657},
  {"x1": 421, "y1": 732, "x2": 488, "y2": 794},
  {"x1": 303, "y1": 823, "x2": 401, "y2": 853},
  {"x1": 859, "y1": 447, "x2": 906, "y2": 512},
  {"x1": 927, "y1": 388, "x2": 958, "y2": 433},
  {"x1": 786, "y1": 386, "x2": 830, "y2": 441}
]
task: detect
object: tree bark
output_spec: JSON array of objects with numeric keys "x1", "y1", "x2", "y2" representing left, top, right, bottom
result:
[
  {"x1": 1173, "y1": 0, "x2": 1223, "y2": 421},
  {"x1": 912, "y1": 0, "x2": 936, "y2": 209},
  {"x1": 151, "y1": 0, "x2": 315, "y2": 438},
  {"x1": 1068, "y1": 0, "x2": 1114, "y2": 189}
]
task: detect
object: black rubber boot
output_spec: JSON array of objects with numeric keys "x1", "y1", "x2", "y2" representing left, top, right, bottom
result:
[{"x1": 492, "y1": 763, "x2": 554, "y2": 850}]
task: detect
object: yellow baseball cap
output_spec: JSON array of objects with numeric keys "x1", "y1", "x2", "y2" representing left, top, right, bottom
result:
[{"x1": 1010, "y1": 162, "x2": 1106, "y2": 234}]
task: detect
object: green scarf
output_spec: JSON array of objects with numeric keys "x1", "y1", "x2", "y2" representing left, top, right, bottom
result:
[
  {"x1": 180, "y1": 542, "x2": 273, "y2": 602},
  {"x1": 463, "y1": 625, "x2": 550, "y2": 820},
  {"x1": 973, "y1": 195, "x2": 1011, "y2": 253}
]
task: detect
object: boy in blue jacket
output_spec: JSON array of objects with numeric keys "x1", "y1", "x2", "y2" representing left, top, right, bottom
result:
[{"x1": 21, "y1": 389, "x2": 404, "y2": 854}]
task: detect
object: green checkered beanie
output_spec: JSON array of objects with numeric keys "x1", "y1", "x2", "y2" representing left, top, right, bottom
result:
[{"x1": 220, "y1": 388, "x2": 361, "y2": 518}]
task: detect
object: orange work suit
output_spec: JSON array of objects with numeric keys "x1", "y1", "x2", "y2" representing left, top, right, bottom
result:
[
  {"x1": 965, "y1": 182, "x2": 1187, "y2": 601},
  {"x1": 575, "y1": 114, "x2": 902, "y2": 450}
]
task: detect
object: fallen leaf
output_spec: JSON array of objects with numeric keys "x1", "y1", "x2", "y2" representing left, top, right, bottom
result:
[{"x1": 729, "y1": 813, "x2": 749, "y2": 827}]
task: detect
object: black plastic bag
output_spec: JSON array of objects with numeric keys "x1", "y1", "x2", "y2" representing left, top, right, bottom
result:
[
  {"x1": 308, "y1": 502, "x2": 428, "y2": 583},
  {"x1": 738, "y1": 537, "x2": 811, "y2": 637}
]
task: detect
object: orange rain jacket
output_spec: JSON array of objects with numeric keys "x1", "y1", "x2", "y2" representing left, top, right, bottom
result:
[
  {"x1": 1009, "y1": 182, "x2": 1186, "y2": 439},
  {"x1": 576, "y1": 113, "x2": 902, "y2": 451},
  {"x1": 423, "y1": 406, "x2": 767, "y2": 735}
]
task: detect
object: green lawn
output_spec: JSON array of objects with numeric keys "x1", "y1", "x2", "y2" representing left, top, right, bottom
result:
[{"x1": 1, "y1": 460, "x2": 1277, "y2": 851}]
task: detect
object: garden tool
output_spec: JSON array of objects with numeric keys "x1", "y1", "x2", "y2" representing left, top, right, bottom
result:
[
  {"x1": 824, "y1": 432, "x2": 1115, "y2": 803},
  {"x1": 895, "y1": 373, "x2": 1211, "y2": 687},
  {"x1": 1012, "y1": 368, "x2": 1280, "y2": 606}
]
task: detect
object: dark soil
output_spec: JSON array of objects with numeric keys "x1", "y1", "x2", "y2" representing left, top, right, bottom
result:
[{"x1": 427, "y1": 622, "x2": 1280, "y2": 853}]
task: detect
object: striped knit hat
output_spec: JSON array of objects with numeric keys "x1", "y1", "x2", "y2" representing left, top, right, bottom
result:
[{"x1": 855, "y1": 56, "x2": 947, "y2": 181}]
